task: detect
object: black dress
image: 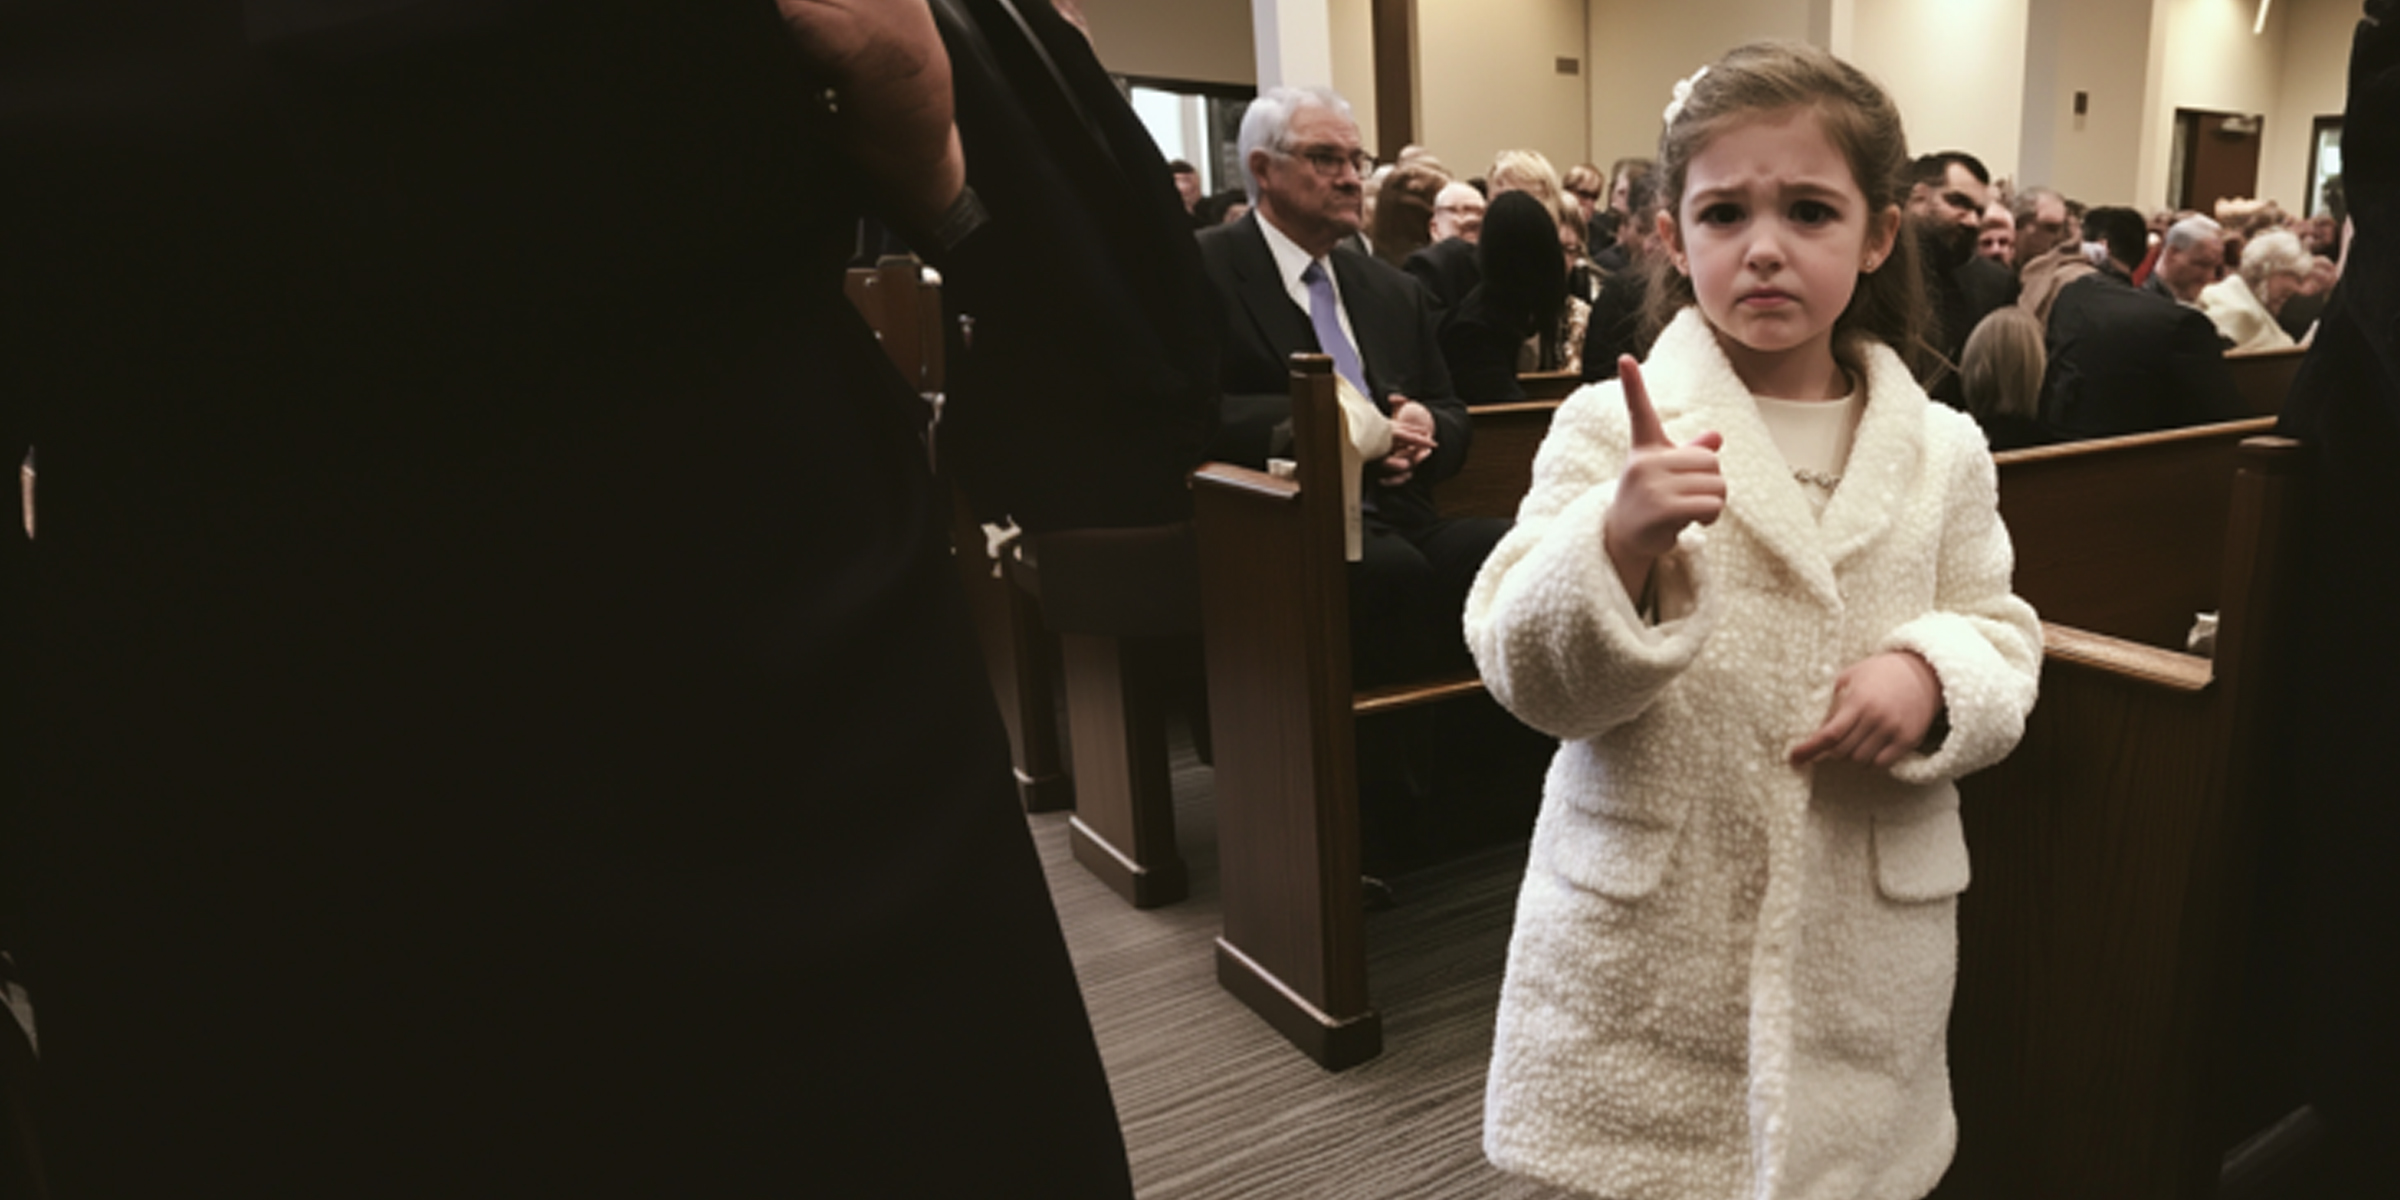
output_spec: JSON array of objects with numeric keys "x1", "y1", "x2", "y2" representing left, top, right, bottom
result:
[{"x1": 0, "y1": 2, "x2": 1129, "y2": 1195}]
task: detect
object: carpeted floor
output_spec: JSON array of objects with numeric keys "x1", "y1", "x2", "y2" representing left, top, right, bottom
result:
[{"x1": 1030, "y1": 721, "x2": 1581, "y2": 1200}]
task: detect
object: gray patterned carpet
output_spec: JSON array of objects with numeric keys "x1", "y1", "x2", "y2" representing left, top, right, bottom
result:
[{"x1": 1029, "y1": 723, "x2": 1582, "y2": 1200}]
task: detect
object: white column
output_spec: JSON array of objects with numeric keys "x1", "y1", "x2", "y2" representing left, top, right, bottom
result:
[{"x1": 1252, "y1": 0, "x2": 1338, "y2": 89}]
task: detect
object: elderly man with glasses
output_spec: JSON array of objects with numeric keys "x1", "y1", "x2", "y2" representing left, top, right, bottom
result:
[{"x1": 1195, "y1": 85, "x2": 1513, "y2": 869}]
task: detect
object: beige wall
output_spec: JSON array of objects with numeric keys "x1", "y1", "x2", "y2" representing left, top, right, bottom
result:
[
  {"x1": 1585, "y1": 0, "x2": 1814, "y2": 170},
  {"x1": 1092, "y1": 0, "x2": 2358, "y2": 213},
  {"x1": 1074, "y1": 0, "x2": 1257, "y2": 84},
  {"x1": 2019, "y1": 0, "x2": 2158, "y2": 204},
  {"x1": 2264, "y1": 0, "x2": 2355, "y2": 216},
  {"x1": 1845, "y1": 0, "x2": 2030, "y2": 180},
  {"x1": 2141, "y1": 0, "x2": 2286, "y2": 209},
  {"x1": 1329, "y1": 0, "x2": 1380, "y2": 148},
  {"x1": 1416, "y1": 0, "x2": 1590, "y2": 183}
]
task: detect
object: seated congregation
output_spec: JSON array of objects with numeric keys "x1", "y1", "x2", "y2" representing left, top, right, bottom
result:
[{"x1": 869, "y1": 40, "x2": 2360, "y2": 1200}]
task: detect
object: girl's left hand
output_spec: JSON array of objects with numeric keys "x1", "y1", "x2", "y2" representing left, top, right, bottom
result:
[{"x1": 1789, "y1": 651, "x2": 1943, "y2": 769}]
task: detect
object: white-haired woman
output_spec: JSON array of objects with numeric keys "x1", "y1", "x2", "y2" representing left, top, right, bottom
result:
[{"x1": 2199, "y1": 228, "x2": 2312, "y2": 351}]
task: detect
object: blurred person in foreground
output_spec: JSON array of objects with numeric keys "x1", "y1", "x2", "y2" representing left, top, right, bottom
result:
[
  {"x1": 2265, "y1": 4, "x2": 2400, "y2": 1186},
  {"x1": 0, "y1": 1, "x2": 1133, "y2": 1195}
]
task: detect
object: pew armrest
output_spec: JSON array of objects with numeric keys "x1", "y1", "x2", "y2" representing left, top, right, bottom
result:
[
  {"x1": 2040, "y1": 623, "x2": 2214, "y2": 693},
  {"x1": 1191, "y1": 462, "x2": 1298, "y2": 504}
]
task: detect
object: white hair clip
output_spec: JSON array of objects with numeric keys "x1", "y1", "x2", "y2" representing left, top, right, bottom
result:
[{"x1": 1663, "y1": 66, "x2": 1710, "y2": 126}]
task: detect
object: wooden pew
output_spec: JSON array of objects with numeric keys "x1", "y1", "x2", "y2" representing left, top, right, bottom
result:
[
  {"x1": 1937, "y1": 417, "x2": 2304, "y2": 1200},
  {"x1": 1191, "y1": 357, "x2": 1561, "y2": 1067},
  {"x1": 2222, "y1": 344, "x2": 2306, "y2": 418},
  {"x1": 842, "y1": 258, "x2": 944, "y2": 397},
  {"x1": 1516, "y1": 368, "x2": 1582, "y2": 402},
  {"x1": 844, "y1": 259, "x2": 1072, "y2": 813}
]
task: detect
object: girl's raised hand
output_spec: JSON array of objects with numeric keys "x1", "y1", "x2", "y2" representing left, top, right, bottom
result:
[
  {"x1": 1789, "y1": 650, "x2": 1943, "y2": 768},
  {"x1": 1603, "y1": 355, "x2": 1725, "y2": 599}
]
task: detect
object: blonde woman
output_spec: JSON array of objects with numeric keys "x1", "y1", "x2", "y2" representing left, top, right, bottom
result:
[{"x1": 1960, "y1": 307, "x2": 2054, "y2": 450}]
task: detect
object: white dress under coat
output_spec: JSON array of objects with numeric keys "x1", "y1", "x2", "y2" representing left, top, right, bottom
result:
[{"x1": 1468, "y1": 309, "x2": 2042, "y2": 1200}]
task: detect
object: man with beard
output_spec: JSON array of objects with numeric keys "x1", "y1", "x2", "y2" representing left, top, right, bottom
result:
[{"x1": 1909, "y1": 151, "x2": 2018, "y2": 407}]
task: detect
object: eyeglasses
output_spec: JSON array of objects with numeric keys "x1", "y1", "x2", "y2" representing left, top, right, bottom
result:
[
  {"x1": 1283, "y1": 145, "x2": 1372, "y2": 177},
  {"x1": 1568, "y1": 187, "x2": 1602, "y2": 202}
]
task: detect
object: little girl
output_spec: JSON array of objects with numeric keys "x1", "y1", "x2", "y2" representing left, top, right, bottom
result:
[{"x1": 1467, "y1": 43, "x2": 2041, "y2": 1200}]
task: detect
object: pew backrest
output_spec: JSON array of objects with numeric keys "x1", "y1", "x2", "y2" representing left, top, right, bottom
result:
[
  {"x1": 2222, "y1": 344, "x2": 2306, "y2": 417},
  {"x1": 1994, "y1": 416, "x2": 2277, "y2": 651},
  {"x1": 842, "y1": 257, "x2": 944, "y2": 394},
  {"x1": 1517, "y1": 369, "x2": 1581, "y2": 402},
  {"x1": 1446, "y1": 400, "x2": 1564, "y2": 520}
]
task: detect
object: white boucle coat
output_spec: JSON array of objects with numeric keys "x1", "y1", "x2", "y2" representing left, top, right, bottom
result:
[{"x1": 1469, "y1": 310, "x2": 2041, "y2": 1200}]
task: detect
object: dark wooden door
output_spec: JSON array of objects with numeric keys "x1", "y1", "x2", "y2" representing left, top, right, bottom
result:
[{"x1": 2177, "y1": 108, "x2": 2265, "y2": 211}]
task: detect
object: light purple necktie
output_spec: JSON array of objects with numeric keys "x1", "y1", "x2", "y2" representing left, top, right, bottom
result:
[{"x1": 1300, "y1": 259, "x2": 1373, "y2": 404}]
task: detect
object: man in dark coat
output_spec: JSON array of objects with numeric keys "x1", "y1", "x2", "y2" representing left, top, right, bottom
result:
[
  {"x1": 1909, "y1": 151, "x2": 2019, "y2": 407},
  {"x1": 2040, "y1": 207, "x2": 2248, "y2": 440},
  {"x1": 0, "y1": 2, "x2": 1130, "y2": 1194},
  {"x1": 1196, "y1": 86, "x2": 1504, "y2": 687},
  {"x1": 1196, "y1": 86, "x2": 1524, "y2": 869}
]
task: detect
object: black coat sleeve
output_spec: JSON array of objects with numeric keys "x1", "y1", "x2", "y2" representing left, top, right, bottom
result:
[{"x1": 2170, "y1": 307, "x2": 2250, "y2": 423}]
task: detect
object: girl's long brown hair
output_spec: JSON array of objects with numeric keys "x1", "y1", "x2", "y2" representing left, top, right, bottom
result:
[{"x1": 1641, "y1": 41, "x2": 1938, "y2": 382}]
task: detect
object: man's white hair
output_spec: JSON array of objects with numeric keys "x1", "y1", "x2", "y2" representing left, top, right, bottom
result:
[
  {"x1": 1236, "y1": 85, "x2": 1357, "y2": 204},
  {"x1": 2163, "y1": 215, "x2": 2223, "y2": 253}
]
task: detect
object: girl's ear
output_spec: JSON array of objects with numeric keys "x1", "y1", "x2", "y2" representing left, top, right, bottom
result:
[
  {"x1": 1656, "y1": 209, "x2": 1687, "y2": 276},
  {"x1": 1863, "y1": 204, "x2": 1902, "y2": 273}
]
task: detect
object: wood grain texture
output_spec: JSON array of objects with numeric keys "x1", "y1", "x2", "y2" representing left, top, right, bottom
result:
[
  {"x1": 1939, "y1": 437, "x2": 2307, "y2": 1200},
  {"x1": 1994, "y1": 417, "x2": 2276, "y2": 649},
  {"x1": 1063, "y1": 633, "x2": 1189, "y2": 908},
  {"x1": 948, "y1": 490, "x2": 1072, "y2": 812},
  {"x1": 1443, "y1": 401, "x2": 1560, "y2": 521},
  {"x1": 1193, "y1": 382, "x2": 1566, "y2": 1066},
  {"x1": 1194, "y1": 355, "x2": 1380, "y2": 1067},
  {"x1": 2223, "y1": 345, "x2": 2305, "y2": 417}
]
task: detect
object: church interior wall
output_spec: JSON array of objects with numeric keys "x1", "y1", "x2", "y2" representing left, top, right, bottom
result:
[
  {"x1": 1417, "y1": 0, "x2": 1591, "y2": 180},
  {"x1": 1845, "y1": 0, "x2": 2032, "y2": 183},
  {"x1": 1087, "y1": 0, "x2": 2356, "y2": 216}
]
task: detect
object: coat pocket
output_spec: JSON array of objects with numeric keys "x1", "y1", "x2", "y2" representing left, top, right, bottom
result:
[
  {"x1": 1871, "y1": 803, "x2": 1972, "y2": 902},
  {"x1": 1539, "y1": 808, "x2": 1684, "y2": 902}
]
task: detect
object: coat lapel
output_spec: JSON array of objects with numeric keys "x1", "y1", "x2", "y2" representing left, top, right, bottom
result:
[
  {"x1": 1817, "y1": 337, "x2": 1926, "y2": 576},
  {"x1": 1646, "y1": 310, "x2": 1842, "y2": 610},
  {"x1": 1229, "y1": 214, "x2": 1317, "y2": 368}
]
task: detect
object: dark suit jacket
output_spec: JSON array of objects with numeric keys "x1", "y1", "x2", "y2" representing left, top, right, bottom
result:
[
  {"x1": 1579, "y1": 263, "x2": 1654, "y2": 382},
  {"x1": 1403, "y1": 235, "x2": 1482, "y2": 313},
  {"x1": 1198, "y1": 212, "x2": 1470, "y2": 527},
  {"x1": 2041, "y1": 268, "x2": 2247, "y2": 439},
  {"x1": 1925, "y1": 248, "x2": 2019, "y2": 406},
  {"x1": 933, "y1": 0, "x2": 1220, "y2": 532}
]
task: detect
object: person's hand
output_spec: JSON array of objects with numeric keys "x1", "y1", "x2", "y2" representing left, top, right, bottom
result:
[
  {"x1": 778, "y1": 0, "x2": 965, "y2": 233},
  {"x1": 1788, "y1": 650, "x2": 1944, "y2": 769},
  {"x1": 1602, "y1": 356, "x2": 1723, "y2": 599},
  {"x1": 1378, "y1": 398, "x2": 1438, "y2": 485}
]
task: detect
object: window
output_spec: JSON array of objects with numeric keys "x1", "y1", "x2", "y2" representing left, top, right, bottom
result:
[
  {"x1": 2306, "y1": 117, "x2": 2343, "y2": 219},
  {"x1": 1121, "y1": 76, "x2": 1255, "y2": 199}
]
